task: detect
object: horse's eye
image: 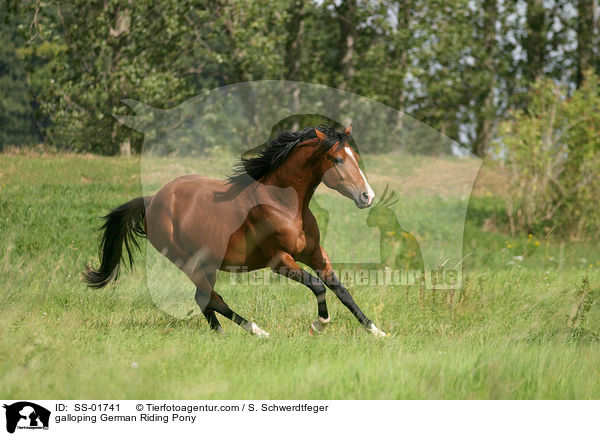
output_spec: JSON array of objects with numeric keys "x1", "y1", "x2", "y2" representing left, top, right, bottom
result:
[{"x1": 333, "y1": 157, "x2": 344, "y2": 165}]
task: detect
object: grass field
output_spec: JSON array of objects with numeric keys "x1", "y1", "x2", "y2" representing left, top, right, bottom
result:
[{"x1": 1, "y1": 151, "x2": 599, "y2": 399}]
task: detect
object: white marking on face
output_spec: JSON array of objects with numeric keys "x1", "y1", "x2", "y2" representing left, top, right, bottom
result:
[
  {"x1": 360, "y1": 168, "x2": 375, "y2": 203},
  {"x1": 346, "y1": 146, "x2": 375, "y2": 204},
  {"x1": 345, "y1": 146, "x2": 354, "y2": 160}
]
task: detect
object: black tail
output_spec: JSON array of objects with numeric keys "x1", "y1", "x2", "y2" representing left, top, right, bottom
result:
[{"x1": 83, "y1": 196, "x2": 150, "y2": 288}]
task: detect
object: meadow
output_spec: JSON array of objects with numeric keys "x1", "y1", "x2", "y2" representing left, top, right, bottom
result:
[{"x1": 1, "y1": 151, "x2": 599, "y2": 399}]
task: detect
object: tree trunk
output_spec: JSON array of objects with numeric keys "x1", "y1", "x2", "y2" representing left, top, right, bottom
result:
[
  {"x1": 473, "y1": 0, "x2": 497, "y2": 157},
  {"x1": 474, "y1": 92, "x2": 495, "y2": 157},
  {"x1": 393, "y1": 0, "x2": 411, "y2": 134},
  {"x1": 523, "y1": 0, "x2": 546, "y2": 83},
  {"x1": 285, "y1": 0, "x2": 305, "y2": 130},
  {"x1": 285, "y1": 0, "x2": 304, "y2": 81},
  {"x1": 576, "y1": 0, "x2": 597, "y2": 87},
  {"x1": 337, "y1": 0, "x2": 357, "y2": 90},
  {"x1": 119, "y1": 139, "x2": 131, "y2": 157}
]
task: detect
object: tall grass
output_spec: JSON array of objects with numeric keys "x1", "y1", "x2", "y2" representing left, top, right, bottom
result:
[{"x1": 0, "y1": 152, "x2": 598, "y2": 399}]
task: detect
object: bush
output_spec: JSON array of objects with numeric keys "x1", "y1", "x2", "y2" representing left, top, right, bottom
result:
[{"x1": 497, "y1": 72, "x2": 600, "y2": 239}]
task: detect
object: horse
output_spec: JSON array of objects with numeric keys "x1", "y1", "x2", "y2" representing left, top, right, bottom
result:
[{"x1": 83, "y1": 125, "x2": 387, "y2": 337}]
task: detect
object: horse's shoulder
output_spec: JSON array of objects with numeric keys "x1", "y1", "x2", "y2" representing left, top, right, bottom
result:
[{"x1": 301, "y1": 209, "x2": 318, "y2": 232}]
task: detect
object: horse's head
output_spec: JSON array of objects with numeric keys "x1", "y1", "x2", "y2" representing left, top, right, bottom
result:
[
  {"x1": 316, "y1": 125, "x2": 375, "y2": 209},
  {"x1": 366, "y1": 184, "x2": 399, "y2": 228}
]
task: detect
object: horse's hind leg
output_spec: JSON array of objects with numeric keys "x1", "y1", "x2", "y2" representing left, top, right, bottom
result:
[
  {"x1": 191, "y1": 265, "x2": 268, "y2": 337},
  {"x1": 195, "y1": 288, "x2": 223, "y2": 333},
  {"x1": 192, "y1": 268, "x2": 223, "y2": 333},
  {"x1": 207, "y1": 290, "x2": 269, "y2": 337}
]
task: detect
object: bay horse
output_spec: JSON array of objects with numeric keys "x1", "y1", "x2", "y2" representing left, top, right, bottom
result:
[{"x1": 83, "y1": 125, "x2": 386, "y2": 337}]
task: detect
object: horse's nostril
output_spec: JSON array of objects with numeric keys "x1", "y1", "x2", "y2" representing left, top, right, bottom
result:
[{"x1": 361, "y1": 192, "x2": 369, "y2": 201}]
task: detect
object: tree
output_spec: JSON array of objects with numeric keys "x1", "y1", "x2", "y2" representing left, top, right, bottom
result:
[
  {"x1": 284, "y1": 0, "x2": 306, "y2": 130},
  {"x1": 336, "y1": 0, "x2": 357, "y2": 91},
  {"x1": 18, "y1": 0, "x2": 195, "y2": 154},
  {"x1": 409, "y1": 0, "x2": 473, "y2": 144},
  {"x1": 498, "y1": 72, "x2": 600, "y2": 238},
  {"x1": 5, "y1": 0, "x2": 600, "y2": 156},
  {"x1": 523, "y1": 0, "x2": 547, "y2": 83},
  {"x1": 471, "y1": 0, "x2": 499, "y2": 157},
  {"x1": 0, "y1": 14, "x2": 39, "y2": 148},
  {"x1": 576, "y1": 0, "x2": 599, "y2": 87}
]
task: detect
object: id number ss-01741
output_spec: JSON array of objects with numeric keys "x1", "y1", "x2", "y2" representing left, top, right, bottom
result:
[{"x1": 74, "y1": 404, "x2": 120, "y2": 412}]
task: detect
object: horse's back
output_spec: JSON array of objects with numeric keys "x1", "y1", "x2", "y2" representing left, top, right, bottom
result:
[
  {"x1": 145, "y1": 175, "x2": 248, "y2": 266},
  {"x1": 149, "y1": 174, "x2": 241, "y2": 211}
]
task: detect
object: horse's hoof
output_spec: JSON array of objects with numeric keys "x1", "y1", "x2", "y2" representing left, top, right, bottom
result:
[
  {"x1": 254, "y1": 327, "x2": 270, "y2": 338},
  {"x1": 367, "y1": 323, "x2": 387, "y2": 338},
  {"x1": 245, "y1": 322, "x2": 270, "y2": 337},
  {"x1": 309, "y1": 316, "x2": 330, "y2": 335}
]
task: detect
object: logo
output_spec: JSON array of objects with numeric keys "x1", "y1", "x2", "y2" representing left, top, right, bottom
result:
[
  {"x1": 118, "y1": 81, "x2": 481, "y2": 319},
  {"x1": 3, "y1": 402, "x2": 50, "y2": 434}
]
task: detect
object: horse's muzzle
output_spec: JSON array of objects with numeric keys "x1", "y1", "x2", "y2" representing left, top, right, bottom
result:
[{"x1": 356, "y1": 190, "x2": 375, "y2": 208}]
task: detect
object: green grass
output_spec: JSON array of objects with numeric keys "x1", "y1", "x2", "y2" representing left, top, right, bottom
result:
[{"x1": 1, "y1": 152, "x2": 599, "y2": 399}]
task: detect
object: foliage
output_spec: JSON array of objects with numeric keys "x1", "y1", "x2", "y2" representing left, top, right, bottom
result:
[
  {"x1": 568, "y1": 276, "x2": 599, "y2": 341},
  {"x1": 1, "y1": 0, "x2": 597, "y2": 155},
  {"x1": 0, "y1": 15, "x2": 39, "y2": 148},
  {"x1": 498, "y1": 72, "x2": 600, "y2": 238},
  {"x1": 15, "y1": 0, "x2": 197, "y2": 153}
]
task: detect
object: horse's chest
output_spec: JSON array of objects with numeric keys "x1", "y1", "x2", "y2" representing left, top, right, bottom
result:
[
  {"x1": 273, "y1": 223, "x2": 306, "y2": 255},
  {"x1": 293, "y1": 231, "x2": 307, "y2": 254}
]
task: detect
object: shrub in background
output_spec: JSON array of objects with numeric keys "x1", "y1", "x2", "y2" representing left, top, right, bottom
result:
[{"x1": 498, "y1": 72, "x2": 600, "y2": 239}]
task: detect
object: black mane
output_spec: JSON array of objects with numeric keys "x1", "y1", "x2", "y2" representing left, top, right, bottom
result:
[{"x1": 227, "y1": 125, "x2": 348, "y2": 185}]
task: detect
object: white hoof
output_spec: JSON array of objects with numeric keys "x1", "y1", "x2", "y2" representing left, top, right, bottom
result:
[
  {"x1": 245, "y1": 322, "x2": 270, "y2": 337},
  {"x1": 367, "y1": 323, "x2": 387, "y2": 338},
  {"x1": 309, "y1": 316, "x2": 330, "y2": 335}
]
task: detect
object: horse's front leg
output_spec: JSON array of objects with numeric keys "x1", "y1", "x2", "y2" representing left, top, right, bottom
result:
[
  {"x1": 270, "y1": 252, "x2": 331, "y2": 334},
  {"x1": 308, "y1": 246, "x2": 386, "y2": 337}
]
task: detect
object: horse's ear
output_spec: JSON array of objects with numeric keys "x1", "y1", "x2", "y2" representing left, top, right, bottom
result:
[
  {"x1": 344, "y1": 124, "x2": 352, "y2": 135},
  {"x1": 298, "y1": 137, "x2": 320, "y2": 147},
  {"x1": 314, "y1": 128, "x2": 326, "y2": 141}
]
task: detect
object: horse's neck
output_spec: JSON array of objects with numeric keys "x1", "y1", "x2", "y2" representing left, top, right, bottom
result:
[{"x1": 262, "y1": 161, "x2": 321, "y2": 216}]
